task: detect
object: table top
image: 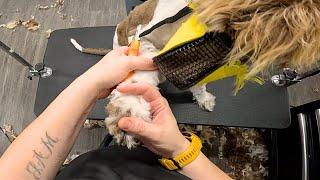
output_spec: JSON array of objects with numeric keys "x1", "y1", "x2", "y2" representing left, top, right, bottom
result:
[
  {"x1": 125, "y1": 0, "x2": 144, "y2": 14},
  {"x1": 34, "y1": 26, "x2": 291, "y2": 129}
]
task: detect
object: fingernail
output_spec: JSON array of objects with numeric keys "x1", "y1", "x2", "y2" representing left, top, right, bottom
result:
[
  {"x1": 119, "y1": 118, "x2": 131, "y2": 130},
  {"x1": 117, "y1": 84, "x2": 127, "y2": 90}
]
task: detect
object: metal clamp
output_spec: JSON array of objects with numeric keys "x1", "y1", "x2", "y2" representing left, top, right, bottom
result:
[
  {"x1": 271, "y1": 67, "x2": 320, "y2": 87},
  {"x1": 271, "y1": 68, "x2": 301, "y2": 86},
  {"x1": 27, "y1": 63, "x2": 52, "y2": 80}
]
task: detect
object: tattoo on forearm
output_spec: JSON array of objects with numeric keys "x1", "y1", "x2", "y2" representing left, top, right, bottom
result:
[
  {"x1": 25, "y1": 131, "x2": 59, "y2": 179},
  {"x1": 41, "y1": 132, "x2": 59, "y2": 154}
]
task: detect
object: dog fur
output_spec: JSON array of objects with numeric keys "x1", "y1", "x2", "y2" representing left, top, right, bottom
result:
[{"x1": 194, "y1": 0, "x2": 320, "y2": 78}]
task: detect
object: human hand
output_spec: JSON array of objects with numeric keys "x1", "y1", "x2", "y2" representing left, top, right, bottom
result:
[
  {"x1": 116, "y1": 83, "x2": 190, "y2": 158},
  {"x1": 80, "y1": 47, "x2": 156, "y2": 98}
]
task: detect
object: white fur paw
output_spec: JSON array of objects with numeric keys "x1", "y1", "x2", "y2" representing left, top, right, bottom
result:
[
  {"x1": 190, "y1": 85, "x2": 216, "y2": 111},
  {"x1": 123, "y1": 134, "x2": 139, "y2": 149},
  {"x1": 104, "y1": 117, "x2": 139, "y2": 149},
  {"x1": 104, "y1": 90, "x2": 151, "y2": 149},
  {"x1": 195, "y1": 91, "x2": 216, "y2": 111}
]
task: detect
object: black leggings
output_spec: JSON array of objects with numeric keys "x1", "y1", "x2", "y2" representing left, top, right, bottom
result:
[{"x1": 55, "y1": 146, "x2": 189, "y2": 180}]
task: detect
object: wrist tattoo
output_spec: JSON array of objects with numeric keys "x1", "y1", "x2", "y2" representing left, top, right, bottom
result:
[{"x1": 25, "y1": 131, "x2": 59, "y2": 180}]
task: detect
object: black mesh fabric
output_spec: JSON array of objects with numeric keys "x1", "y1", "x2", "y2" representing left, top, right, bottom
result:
[{"x1": 153, "y1": 32, "x2": 233, "y2": 90}]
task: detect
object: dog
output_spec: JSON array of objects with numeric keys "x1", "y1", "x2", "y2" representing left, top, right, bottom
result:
[{"x1": 71, "y1": 0, "x2": 320, "y2": 148}]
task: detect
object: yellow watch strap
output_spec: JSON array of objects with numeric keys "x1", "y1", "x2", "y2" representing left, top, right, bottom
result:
[{"x1": 159, "y1": 132, "x2": 202, "y2": 170}]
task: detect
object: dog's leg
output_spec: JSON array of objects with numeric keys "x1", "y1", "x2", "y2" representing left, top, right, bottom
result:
[
  {"x1": 105, "y1": 71, "x2": 160, "y2": 149},
  {"x1": 105, "y1": 39, "x2": 160, "y2": 149},
  {"x1": 190, "y1": 84, "x2": 216, "y2": 111}
]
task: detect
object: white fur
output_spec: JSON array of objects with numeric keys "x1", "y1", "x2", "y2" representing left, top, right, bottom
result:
[
  {"x1": 105, "y1": 90, "x2": 152, "y2": 148},
  {"x1": 112, "y1": 26, "x2": 120, "y2": 49},
  {"x1": 190, "y1": 84, "x2": 216, "y2": 111}
]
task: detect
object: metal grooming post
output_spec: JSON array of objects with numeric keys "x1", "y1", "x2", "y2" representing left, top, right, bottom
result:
[
  {"x1": 297, "y1": 113, "x2": 309, "y2": 180},
  {"x1": 0, "y1": 40, "x2": 52, "y2": 80},
  {"x1": 271, "y1": 68, "x2": 320, "y2": 87}
]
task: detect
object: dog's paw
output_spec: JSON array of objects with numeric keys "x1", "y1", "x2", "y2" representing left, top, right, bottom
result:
[
  {"x1": 190, "y1": 85, "x2": 216, "y2": 111},
  {"x1": 105, "y1": 115, "x2": 140, "y2": 149},
  {"x1": 195, "y1": 91, "x2": 216, "y2": 111},
  {"x1": 104, "y1": 90, "x2": 151, "y2": 149},
  {"x1": 105, "y1": 115, "x2": 123, "y2": 143},
  {"x1": 123, "y1": 134, "x2": 139, "y2": 149}
]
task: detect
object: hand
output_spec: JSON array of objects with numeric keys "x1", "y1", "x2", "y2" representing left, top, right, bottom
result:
[
  {"x1": 116, "y1": 83, "x2": 190, "y2": 158},
  {"x1": 80, "y1": 47, "x2": 156, "y2": 98}
]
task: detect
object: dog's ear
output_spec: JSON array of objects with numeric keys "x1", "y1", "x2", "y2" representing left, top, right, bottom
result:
[{"x1": 116, "y1": 0, "x2": 159, "y2": 46}]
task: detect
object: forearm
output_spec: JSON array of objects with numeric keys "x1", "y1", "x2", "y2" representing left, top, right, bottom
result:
[
  {"x1": 0, "y1": 75, "x2": 105, "y2": 179},
  {"x1": 179, "y1": 152, "x2": 231, "y2": 180}
]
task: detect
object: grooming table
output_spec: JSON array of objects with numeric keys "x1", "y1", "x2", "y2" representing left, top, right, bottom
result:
[
  {"x1": 125, "y1": 0, "x2": 145, "y2": 14},
  {"x1": 34, "y1": 26, "x2": 290, "y2": 129}
]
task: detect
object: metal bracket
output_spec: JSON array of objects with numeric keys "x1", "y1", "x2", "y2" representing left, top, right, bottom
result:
[
  {"x1": 271, "y1": 67, "x2": 320, "y2": 87},
  {"x1": 27, "y1": 63, "x2": 52, "y2": 80},
  {"x1": 271, "y1": 68, "x2": 301, "y2": 87}
]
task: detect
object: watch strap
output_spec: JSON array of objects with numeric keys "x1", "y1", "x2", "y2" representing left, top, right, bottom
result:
[{"x1": 159, "y1": 132, "x2": 202, "y2": 170}]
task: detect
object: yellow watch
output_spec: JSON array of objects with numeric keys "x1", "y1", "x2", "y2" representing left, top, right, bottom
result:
[{"x1": 159, "y1": 132, "x2": 202, "y2": 170}]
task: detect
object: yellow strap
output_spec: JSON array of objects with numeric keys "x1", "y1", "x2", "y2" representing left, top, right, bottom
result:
[
  {"x1": 159, "y1": 132, "x2": 202, "y2": 170},
  {"x1": 196, "y1": 61, "x2": 265, "y2": 94},
  {"x1": 157, "y1": 14, "x2": 207, "y2": 55}
]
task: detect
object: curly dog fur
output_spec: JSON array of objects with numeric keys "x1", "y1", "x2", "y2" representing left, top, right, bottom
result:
[{"x1": 194, "y1": 0, "x2": 320, "y2": 78}]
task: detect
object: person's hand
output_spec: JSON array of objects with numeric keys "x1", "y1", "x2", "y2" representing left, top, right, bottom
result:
[
  {"x1": 116, "y1": 83, "x2": 190, "y2": 158},
  {"x1": 80, "y1": 46, "x2": 156, "y2": 98}
]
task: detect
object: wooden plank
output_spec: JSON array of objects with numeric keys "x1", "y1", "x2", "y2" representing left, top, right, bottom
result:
[
  {"x1": 0, "y1": 130, "x2": 10, "y2": 156},
  {"x1": 0, "y1": 0, "x2": 126, "y2": 155},
  {"x1": 288, "y1": 73, "x2": 320, "y2": 107}
]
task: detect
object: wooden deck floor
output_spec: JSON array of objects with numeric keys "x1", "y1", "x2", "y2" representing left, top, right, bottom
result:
[
  {"x1": 0, "y1": 0, "x2": 126, "y2": 156},
  {"x1": 0, "y1": 0, "x2": 319, "y2": 157}
]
